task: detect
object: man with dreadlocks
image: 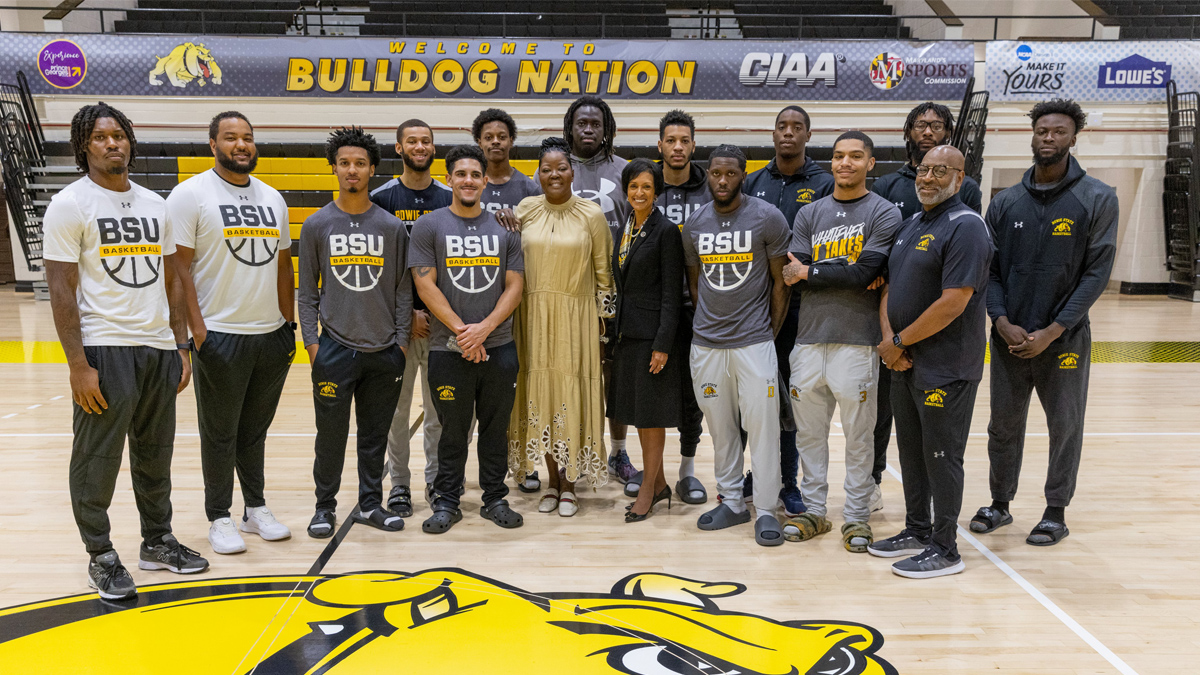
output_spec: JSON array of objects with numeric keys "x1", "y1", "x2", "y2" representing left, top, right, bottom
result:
[
  {"x1": 867, "y1": 101, "x2": 984, "y2": 514},
  {"x1": 44, "y1": 102, "x2": 208, "y2": 601},
  {"x1": 300, "y1": 127, "x2": 413, "y2": 539},
  {"x1": 972, "y1": 98, "x2": 1117, "y2": 547},
  {"x1": 563, "y1": 95, "x2": 638, "y2": 486}
]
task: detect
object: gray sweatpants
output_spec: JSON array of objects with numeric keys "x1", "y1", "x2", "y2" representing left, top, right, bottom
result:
[
  {"x1": 691, "y1": 341, "x2": 781, "y2": 512},
  {"x1": 386, "y1": 336, "x2": 440, "y2": 487},
  {"x1": 788, "y1": 343, "x2": 878, "y2": 522}
]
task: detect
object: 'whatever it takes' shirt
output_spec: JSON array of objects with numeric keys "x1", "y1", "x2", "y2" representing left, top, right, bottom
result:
[
  {"x1": 370, "y1": 176, "x2": 452, "y2": 312},
  {"x1": 682, "y1": 196, "x2": 791, "y2": 349},
  {"x1": 297, "y1": 202, "x2": 412, "y2": 352},
  {"x1": 407, "y1": 208, "x2": 524, "y2": 351},
  {"x1": 790, "y1": 192, "x2": 901, "y2": 346},
  {"x1": 167, "y1": 169, "x2": 289, "y2": 334},
  {"x1": 480, "y1": 170, "x2": 542, "y2": 214},
  {"x1": 42, "y1": 176, "x2": 176, "y2": 350}
]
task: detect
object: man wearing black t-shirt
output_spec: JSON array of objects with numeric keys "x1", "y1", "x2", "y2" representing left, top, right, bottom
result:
[{"x1": 369, "y1": 119, "x2": 452, "y2": 517}]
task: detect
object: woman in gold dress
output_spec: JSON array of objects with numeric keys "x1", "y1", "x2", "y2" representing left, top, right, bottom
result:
[{"x1": 508, "y1": 137, "x2": 615, "y2": 517}]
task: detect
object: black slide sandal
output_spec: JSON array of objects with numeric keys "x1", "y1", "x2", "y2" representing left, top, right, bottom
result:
[
  {"x1": 353, "y1": 508, "x2": 405, "y2": 532},
  {"x1": 307, "y1": 509, "x2": 336, "y2": 539},
  {"x1": 969, "y1": 506, "x2": 1013, "y2": 534},
  {"x1": 1026, "y1": 519, "x2": 1069, "y2": 546}
]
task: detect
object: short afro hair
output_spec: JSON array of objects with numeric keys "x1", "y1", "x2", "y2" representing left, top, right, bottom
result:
[
  {"x1": 708, "y1": 144, "x2": 746, "y2": 171},
  {"x1": 775, "y1": 105, "x2": 811, "y2": 131},
  {"x1": 445, "y1": 144, "x2": 488, "y2": 175},
  {"x1": 397, "y1": 118, "x2": 432, "y2": 144},
  {"x1": 621, "y1": 157, "x2": 664, "y2": 197},
  {"x1": 325, "y1": 126, "x2": 380, "y2": 167},
  {"x1": 834, "y1": 130, "x2": 875, "y2": 157},
  {"x1": 209, "y1": 111, "x2": 252, "y2": 140},
  {"x1": 70, "y1": 102, "x2": 136, "y2": 173},
  {"x1": 471, "y1": 108, "x2": 517, "y2": 142},
  {"x1": 1029, "y1": 98, "x2": 1087, "y2": 134},
  {"x1": 658, "y1": 109, "x2": 695, "y2": 139}
]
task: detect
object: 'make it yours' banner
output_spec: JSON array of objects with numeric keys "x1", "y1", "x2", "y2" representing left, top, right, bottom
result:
[{"x1": 7, "y1": 33, "x2": 972, "y2": 101}]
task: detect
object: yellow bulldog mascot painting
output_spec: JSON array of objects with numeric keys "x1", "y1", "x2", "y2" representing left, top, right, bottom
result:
[
  {"x1": 148, "y1": 42, "x2": 223, "y2": 88},
  {"x1": 0, "y1": 570, "x2": 896, "y2": 674}
]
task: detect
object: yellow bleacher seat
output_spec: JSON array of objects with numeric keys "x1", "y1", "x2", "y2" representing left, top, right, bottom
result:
[
  {"x1": 177, "y1": 157, "x2": 215, "y2": 173},
  {"x1": 289, "y1": 207, "x2": 319, "y2": 223},
  {"x1": 747, "y1": 160, "x2": 769, "y2": 173}
]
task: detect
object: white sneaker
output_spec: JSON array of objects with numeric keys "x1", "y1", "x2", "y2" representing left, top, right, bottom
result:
[
  {"x1": 240, "y1": 506, "x2": 292, "y2": 541},
  {"x1": 871, "y1": 483, "x2": 884, "y2": 513},
  {"x1": 208, "y1": 517, "x2": 246, "y2": 554}
]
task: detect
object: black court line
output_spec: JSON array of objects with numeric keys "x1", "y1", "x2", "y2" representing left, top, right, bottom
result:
[{"x1": 305, "y1": 411, "x2": 425, "y2": 576}]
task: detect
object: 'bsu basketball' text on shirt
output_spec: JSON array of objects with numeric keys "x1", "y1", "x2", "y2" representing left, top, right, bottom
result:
[
  {"x1": 407, "y1": 208, "x2": 524, "y2": 351},
  {"x1": 681, "y1": 196, "x2": 791, "y2": 349}
]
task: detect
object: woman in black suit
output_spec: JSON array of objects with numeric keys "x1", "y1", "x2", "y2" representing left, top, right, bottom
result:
[{"x1": 607, "y1": 158, "x2": 685, "y2": 522}]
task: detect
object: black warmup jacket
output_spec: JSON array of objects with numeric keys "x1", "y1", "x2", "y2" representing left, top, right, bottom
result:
[
  {"x1": 984, "y1": 156, "x2": 1119, "y2": 333},
  {"x1": 743, "y1": 156, "x2": 835, "y2": 226}
]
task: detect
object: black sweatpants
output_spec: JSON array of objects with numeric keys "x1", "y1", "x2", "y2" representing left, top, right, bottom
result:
[
  {"x1": 194, "y1": 324, "x2": 295, "y2": 521},
  {"x1": 892, "y1": 370, "x2": 979, "y2": 558},
  {"x1": 676, "y1": 306, "x2": 703, "y2": 458},
  {"x1": 311, "y1": 334, "x2": 405, "y2": 513},
  {"x1": 69, "y1": 346, "x2": 182, "y2": 557},
  {"x1": 987, "y1": 323, "x2": 1091, "y2": 508},
  {"x1": 872, "y1": 363, "x2": 892, "y2": 484},
  {"x1": 428, "y1": 341, "x2": 519, "y2": 510},
  {"x1": 773, "y1": 303, "x2": 800, "y2": 488}
]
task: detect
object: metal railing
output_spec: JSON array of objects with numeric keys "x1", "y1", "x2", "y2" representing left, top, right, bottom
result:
[{"x1": 0, "y1": 71, "x2": 46, "y2": 272}]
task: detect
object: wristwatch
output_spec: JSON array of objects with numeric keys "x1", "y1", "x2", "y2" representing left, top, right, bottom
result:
[
  {"x1": 176, "y1": 342, "x2": 191, "y2": 352},
  {"x1": 287, "y1": 321, "x2": 298, "y2": 330},
  {"x1": 892, "y1": 334, "x2": 906, "y2": 350}
]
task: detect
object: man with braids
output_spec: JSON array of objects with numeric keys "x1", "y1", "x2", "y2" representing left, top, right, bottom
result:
[
  {"x1": 300, "y1": 127, "x2": 412, "y2": 538},
  {"x1": 741, "y1": 105, "x2": 835, "y2": 520},
  {"x1": 44, "y1": 102, "x2": 208, "y2": 600},
  {"x1": 866, "y1": 101, "x2": 983, "y2": 514},
  {"x1": 563, "y1": 95, "x2": 638, "y2": 486},
  {"x1": 971, "y1": 98, "x2": 1117, "y2": 547}
]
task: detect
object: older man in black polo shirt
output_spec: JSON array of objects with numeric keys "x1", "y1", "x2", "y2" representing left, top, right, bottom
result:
[{"x1": 867, "y1": 146, "x2": 991, "y2": 579}]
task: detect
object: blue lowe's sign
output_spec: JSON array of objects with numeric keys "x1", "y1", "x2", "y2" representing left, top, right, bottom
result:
[{"x1": 1097, "y1": 54, "x2": 1171, "y2": 89}]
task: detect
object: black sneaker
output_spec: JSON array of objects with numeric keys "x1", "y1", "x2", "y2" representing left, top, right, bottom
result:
[
  {"x1": 387, "y1": 485, "x2": 413, "y2": 518},
  {"x1": 891, "y1": 546, "x2": 966, "y2": 579},
  {"x1": 138, "y1": 534, "x2": 209, "y2": 574},
  {"x1": 87, "y1": 551, "x2": 137, "y2": 600},
  {"x1": 867, "y1": 529, "x2": 930, "y2": 558},
  {"x1": 742, "y1": 471, "x2": 753, "y2": 503}
]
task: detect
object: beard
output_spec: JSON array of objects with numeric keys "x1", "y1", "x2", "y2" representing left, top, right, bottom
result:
[
  {"x1": 344, "y1": 185, "x2": 359, "y2": 194},
  {"x1": 713, "y1": 191, "x2": 739, "y2": 209},
  {"x1": 105, "y1": 164, "x2": 128, "y2": 175},
  {"x1": 1034, "y1": 147, "x2": 1069, "y2": 167},
  {"x1": 402, "y1": 151, "x2": 432, "y2": 172},
  {"x1": 917, "y1": 178, "x2": 960, "y2": 206},
  {"x1": 458, "y1": 196, "x2": 478, "y2": 208},
  {"x1": 216, "y1": 147, "x2": 258, "y2": 175},
  {"x1": 664, "y1": 152, "x2": 691, "y2": 170}
]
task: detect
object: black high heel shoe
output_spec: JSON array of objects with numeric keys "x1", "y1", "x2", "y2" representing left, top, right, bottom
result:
[{"x1": 625, "y1": 486, "x2": 672, "y2": 522}]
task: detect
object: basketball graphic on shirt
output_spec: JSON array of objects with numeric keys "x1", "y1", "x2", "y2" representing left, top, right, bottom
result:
[
  {"x1": 696, "y1": 230, "x2": 753, "y2": 291},
  {"x1": 445, "y1": 234, "x2": 500, "y2": 294},
  {"x1": 328, "y1": 232, "x2": 383, "y2": 292},
  {"x1": 220, "y1": 204, "x2": 280, "y2": 267},
  {"x1": 97, "y1": 216, "x2": 164, "y2": 288}
]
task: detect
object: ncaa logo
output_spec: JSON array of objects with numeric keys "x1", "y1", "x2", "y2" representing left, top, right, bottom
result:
[
  {"x1": 329, "y1": 233, "x2": 384, "y2": 291},
  {"x1": 97, "y1": 216, "x2": 163, "y2": 288},
  {"x1": 220, "y1": 204, "x2": 279, "y2": 267},
  {"x1": 1017, "y1": 44, "x2": 1033, "y2": 61},
  {"x1": 697, "y1": 230, "x2": 753, "y2": 291},
  {"x1": 445, "y1": 234, "x2": 500, "y2": 294},
  {"x1": 869, "y1": 53, "x2": 904, "y2": 90}
]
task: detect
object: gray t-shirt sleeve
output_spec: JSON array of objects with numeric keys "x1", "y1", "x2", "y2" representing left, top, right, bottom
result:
[
  {"x1": 297, "y1": 217, "x2": 323, "y2": 346},
  {"x1": 863, "y1": 199, "x2": 903, "y2": 256},
  {"x1": 790, "y1": 203, "x2": 814, "y2": 264},
  {"x1": 407, "y1": 216, "x2": 437, "y2": 269},
  {"x1": 506, "y1": 230, "x2": 525, "y2": 272},
  {"x1": 681, "y1": 220, "x2": 699, "y2": 266},
  {"x1": 764, "y1": 208, "x2": 791, "y2": 258}
]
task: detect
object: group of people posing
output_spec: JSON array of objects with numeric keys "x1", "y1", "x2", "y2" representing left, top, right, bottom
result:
[{"x1": 45, "y1": 93, "x2": 1116, "y2": 601}]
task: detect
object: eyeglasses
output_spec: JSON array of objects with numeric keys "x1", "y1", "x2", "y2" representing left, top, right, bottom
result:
[
  {"x1": 915, "y1": 164, "x2": 962, "y2": 178},
  {"x1": 913, "y1": 121, "x2": 946, "y2": 132}
]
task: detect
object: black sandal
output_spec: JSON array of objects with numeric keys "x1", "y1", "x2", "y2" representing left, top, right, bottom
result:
[
  {"x1": 480, "y1": 500, "x2": 524, "y2": 529},
  {"x1": 387, "y1": 485, "x2": 413, "y2": 518},
  {"x1": 353, "y1": 508, "x2": 405, "y2": 532},
  {"x1": 1026, "y1": 519, "x2": 1069, "y2": 546},
  {"x1": 422, "y1": 507, "x2": 463, "y2": 534},
  {"x1": 969, "y1": 506, "x2": 1013, "y2": 534},
  {"x1": 307, "y1": 509, "x2": 336, "y2": 539}
]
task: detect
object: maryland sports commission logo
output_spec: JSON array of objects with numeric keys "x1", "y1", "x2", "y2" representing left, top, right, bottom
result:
[
  {"x1": 0, "y1": 570, "x2": 897, "y2": 674},
  {"x1": 149, "y1": 42, "x2": 223, "y2": 88},
  {"x1": 869, "y1": 53, "x2": 904, "y2": 90}
]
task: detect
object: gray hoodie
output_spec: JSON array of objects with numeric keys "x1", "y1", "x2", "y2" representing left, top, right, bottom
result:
[{"x1": 572, "y1": 152, "x2": 630, "y2": 246}]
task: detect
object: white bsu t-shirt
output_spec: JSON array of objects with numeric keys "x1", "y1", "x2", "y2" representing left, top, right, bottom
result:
[
  {"x1": 167, "y1": 170, "x2": 290, "y2": 334},
  {"x1": 42, "y1": 176, "x2": 176, "y2": 350}
]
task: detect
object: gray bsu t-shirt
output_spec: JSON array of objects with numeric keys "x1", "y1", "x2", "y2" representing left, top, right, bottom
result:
[
  {"x1": 791, "y1": 192, "x2": 901, "y2": 346},
  {"x1": 682, "y1": 196, "x2": 791, "y2": 349},
  {"x1": 407, "y1": 208, "x2": 524, "y2": 352},
  {"x1": 481, "y1": 170, "x2": 542, "y2": 214}
]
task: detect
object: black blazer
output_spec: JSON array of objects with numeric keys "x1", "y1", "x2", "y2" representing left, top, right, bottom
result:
[{"x1": 611, "y1": 208, "x2": 684, "y2": 353}]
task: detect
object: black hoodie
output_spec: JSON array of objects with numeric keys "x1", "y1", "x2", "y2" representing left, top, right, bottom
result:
[
  {"x1": 742, "y1": 156, "x2": 835, "y2": 227},
  {"x1": 655, "y1": 160, "x2": 712, "y2": 228},
  {"x1": 985, "y1": 155, "x2": 1119, "y2": 333}
]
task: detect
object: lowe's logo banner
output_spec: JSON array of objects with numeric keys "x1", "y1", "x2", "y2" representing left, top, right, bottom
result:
[
  {"x1": 987, "y1": 40, "x2": 1198, "y2": 102},
  {"x1": 1097, "y1": 54, "x2": 1170, "y2": 89}
]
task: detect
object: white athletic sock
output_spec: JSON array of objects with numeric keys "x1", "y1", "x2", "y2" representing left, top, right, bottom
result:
[
  {"x1": 756, "y1": 507, "x2": 776, "y2": 521},
  {"x1": 609, "y1": 438, "x2": 626, "y2": 458},
  {"x1": 359, "y1": 509, "x2": 375, "y2": 519},
  {"x1": 679, "y1": 456, "x2": 695, "y2": 479},
  {"x1": 724, "y1": 499, "x2": 746, "y2": 514}
]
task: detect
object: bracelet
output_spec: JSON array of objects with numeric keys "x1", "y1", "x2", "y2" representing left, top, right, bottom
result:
[{"x1": 176, "y1": 342, "x2": 191, "y2": 351}]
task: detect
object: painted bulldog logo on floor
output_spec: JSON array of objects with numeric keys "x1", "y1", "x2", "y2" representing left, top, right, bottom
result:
[{"x1": 0, "y1": 570, "x2": 895, "y2": 674}]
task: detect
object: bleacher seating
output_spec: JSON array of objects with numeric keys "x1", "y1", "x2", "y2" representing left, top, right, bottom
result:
[
  {"x1": 114, "y1": 1, "x2": 300, "y2": 35},
  {"x1": 733, "y1": 1, "x2": 910, "y2": 40},
  {"x1": 360, "y1": 1, "x2": 671, "y2": 39},
  {"x1": 1094, "y1": 1, "x2": 1200, "y2": 39}
]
